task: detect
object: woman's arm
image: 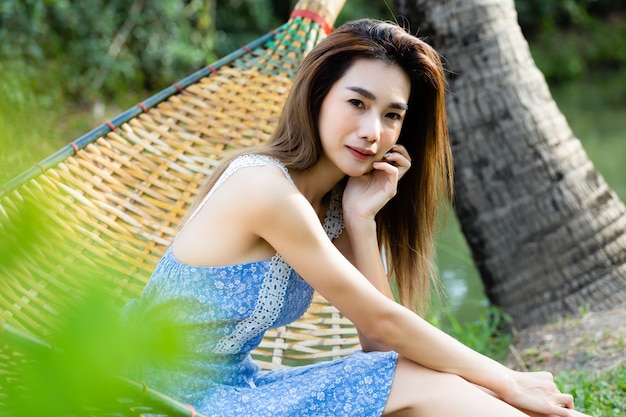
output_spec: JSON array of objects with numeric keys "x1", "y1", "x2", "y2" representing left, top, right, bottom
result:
[
  {"x1": 246, "y1": 170, "x2": 573, "y2": 417},
  {"x1": 333, "y1": 223, "x2": 393, "y2": 352}
]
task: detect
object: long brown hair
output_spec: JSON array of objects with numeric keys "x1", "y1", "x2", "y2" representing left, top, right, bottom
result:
[{"x1": 191, "y1": 18, "x2": 453, "y2": 313}]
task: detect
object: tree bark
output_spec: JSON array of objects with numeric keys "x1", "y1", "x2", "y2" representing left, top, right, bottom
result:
[{"x1": 395, "y1": 0, "x2": 626, "y2": 328}]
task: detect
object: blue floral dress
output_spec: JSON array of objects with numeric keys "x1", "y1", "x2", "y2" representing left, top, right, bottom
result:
[{"x1": 122, "y1": 155, "x2": 398, "y2": 417}]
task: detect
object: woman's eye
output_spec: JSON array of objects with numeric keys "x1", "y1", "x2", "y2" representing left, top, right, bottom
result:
[
  {"x1": 349, "y1": 99, "x2": 365, "y2": 109},
  {"x1": 386, "y1": 112, "x2": 403, "y2": 121}
]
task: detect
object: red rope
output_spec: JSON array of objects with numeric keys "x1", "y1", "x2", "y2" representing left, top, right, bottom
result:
[
  {"x1": 173, "y1": 83, "x2": 184, "y2": 93},
  {"x1": 138, "y1": 102, "x2": 148, "y2": 113},
  {"x1": 186, "y1": 404, "x2": 196, "y2": 417},
  {"x1": 290, "y1": 9, "x2": 332, "y2": 35},
  {"x1": 106, "y1": 121, "x2": 116, "y2": 131},
  {"x1": 69, "y1": 142, "x2": 79, "y2": 154}
]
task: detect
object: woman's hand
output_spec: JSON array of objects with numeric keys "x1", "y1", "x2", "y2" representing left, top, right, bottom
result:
[
  {"x1": 342, "y1": 145, "x2": 411, "y2": 222},
  {"x1": 501, "y1": 370, "x2": 582, "y2": 417}
]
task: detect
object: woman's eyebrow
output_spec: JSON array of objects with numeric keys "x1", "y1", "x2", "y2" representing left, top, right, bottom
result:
[{"x1": 346, "y1": 86, "x2": 408, "y2": 110}]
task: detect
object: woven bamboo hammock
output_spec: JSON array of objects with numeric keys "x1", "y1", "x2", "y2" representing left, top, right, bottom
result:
[{"x1": 0, "y1": 1, "x2": 362, "y2": 415}]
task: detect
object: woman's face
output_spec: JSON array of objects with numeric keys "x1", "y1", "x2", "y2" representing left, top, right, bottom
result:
[{"x1": 318, "y1": 58, "x2": 410, "y2": 177}]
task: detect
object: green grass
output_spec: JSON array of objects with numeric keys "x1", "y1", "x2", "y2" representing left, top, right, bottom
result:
[
  {"x1": 0, "y1": 102, "x2": 64, "y2": 185},
  {"x1": 557, "y1": 363, "x2": 626, "y2": 415}
]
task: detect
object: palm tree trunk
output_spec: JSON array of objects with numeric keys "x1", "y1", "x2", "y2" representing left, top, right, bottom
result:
[{"x1": 395, "y1": 0, "x2": 626, "y2": 328}]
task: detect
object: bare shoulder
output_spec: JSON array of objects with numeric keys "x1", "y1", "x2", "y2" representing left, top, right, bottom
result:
[
  {"x1": 172, "y1": 163, "x2": 300, "y2": 266},
  {"x1": 215, "y1": 163, "x2": 298, "y2": 211},
  {"x1": 216, "y1": 163, "x2": 326, "y2": 263},
  {"x1": 195, "y1": 162, "x2": 309, "y2": 236}
]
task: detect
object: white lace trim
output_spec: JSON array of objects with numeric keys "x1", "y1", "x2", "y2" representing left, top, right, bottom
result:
[
  {"x1": 323, "y1": 183, "x2": 345, "y2": 241},
  {"x1": 213, "y1": 253, "x2": 292, "y2": 354}
]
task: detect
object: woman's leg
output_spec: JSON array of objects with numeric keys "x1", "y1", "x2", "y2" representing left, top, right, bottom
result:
[{"x1": 382, "y1": 355, "x2": 531, "y2": 417}]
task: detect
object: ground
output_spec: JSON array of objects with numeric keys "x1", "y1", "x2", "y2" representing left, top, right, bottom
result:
[{"x1": 506, "y1": 305, "x2": 626, "y2": 374}]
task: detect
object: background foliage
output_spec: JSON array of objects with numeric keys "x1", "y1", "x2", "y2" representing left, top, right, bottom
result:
[
  {"x1": 517, "y1": 0, "x2": 626, "y2": 82},
  {"x1": 0, "y1": 0, "x2": 392, "y2": 104},
  {"x1": 1, "y1": 0, "x2": 623, "y2": 106},
  {"x1": 0, "y1": 0, "x2": 216, "y2": 104}
]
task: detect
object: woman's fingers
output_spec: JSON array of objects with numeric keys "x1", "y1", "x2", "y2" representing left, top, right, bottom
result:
[
  {"x1": 371, "y1": 160, "x2": 399, "y2": 196},
  {"x1": 557, "y1": 393, "x2": 574, "y2": 409},
  {"x1": 383, "y1": 144, "x2": 411, "y2": 179}
]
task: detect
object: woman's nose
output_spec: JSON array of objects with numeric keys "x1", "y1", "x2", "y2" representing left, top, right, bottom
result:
[{"x1": 358, "y1": 112, "x2": 381, "y2": 142}]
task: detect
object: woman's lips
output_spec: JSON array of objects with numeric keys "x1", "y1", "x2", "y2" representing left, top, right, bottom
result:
[{"x1": 347, "y1": 146, "x2": 374, "y2": 161}]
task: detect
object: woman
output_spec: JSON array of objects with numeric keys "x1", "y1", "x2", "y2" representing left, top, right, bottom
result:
[{"x1": 122, "y1": 18, "x2": 590, "y2": 417}]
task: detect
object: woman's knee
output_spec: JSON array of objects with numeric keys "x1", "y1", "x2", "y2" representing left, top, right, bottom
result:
[{"x1": 384, "y1": 355, "x2": 469, "y2": 415}]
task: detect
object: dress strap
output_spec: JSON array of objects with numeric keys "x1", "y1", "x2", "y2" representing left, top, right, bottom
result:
[{"x1": 186, "y1": 154, "x2": 295, "y2": 226}]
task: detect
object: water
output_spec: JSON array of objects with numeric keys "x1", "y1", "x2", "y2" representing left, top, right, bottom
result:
[{"x1": 436, "y1": 71, "x2": 626, "y2": 323}]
